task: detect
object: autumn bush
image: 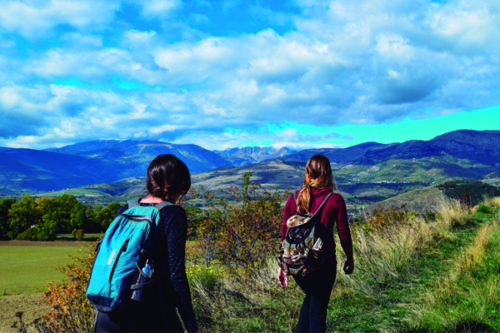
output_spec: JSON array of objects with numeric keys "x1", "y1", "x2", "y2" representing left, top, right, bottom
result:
[
  {"x1": 188, "y1": 172, "x2": 289, "y2": 280},
  {"x1": 36, "y1": 244, "x2": 96, "y2": 332}
]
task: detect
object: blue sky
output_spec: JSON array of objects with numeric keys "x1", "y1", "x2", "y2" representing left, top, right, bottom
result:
[{"x1": 0, "y1": 0, "x2": 499, "y2": 150}]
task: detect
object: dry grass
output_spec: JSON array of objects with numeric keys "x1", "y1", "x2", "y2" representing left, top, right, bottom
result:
[
  {"x1": 482, "y1": 196, "x2": 500, "y2": 210},
  {"x1": 438, "y1": 199, "x2": 473, "y2": 228},
  {"x1": 455, "y1": 222, "x2": 492, "y2": 275},
  {"x1": 336, "y1": 215, "x2": 445, "y2": 296},
  {"x1": 0, "y1": 294, "x2": 49, "y2": 333},
  {"x1": 187, "y1": 257, "x2": 302, "y2": 332},
  {"x1": 336, "y1": 196, "x2": 479, "y2": 298}
]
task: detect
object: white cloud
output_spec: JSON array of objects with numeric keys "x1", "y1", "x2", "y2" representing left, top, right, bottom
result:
[
  {"x1": 0, "y1": 85, "x2": 52, "y2": 137},
  {"x1": 149, "y1": 124, "x2": 179, "y2": 135},
  {"x1": 123, "y1": 30, "x2": 158, "y2": 47},
  {"x1": 428, "y1": 2, "x2": 500, "y2": 51},
  {"x1": 170, "y1": 124, "x2": 345, "y2": 150},
  {"x1": 25, "y1": 47, "x2": 166, "y2": 86},
  {"x1": 375, "y1": 34, "x2": 415, "y2": 63},
  {"x1": 2, "y1": 0, "x2": 500, "y2": 149},
  {"x1": 61, "y1": 32, "x2": 103, "y2": 48},
  {"x1": 154, "y1": 37, "x2": 238, "y2": 83},
  {"x1": 140, "y1": 0, "x2": 182, "y2": 18},
  {"x1": 0, "y1": 0, "x2": 118, "y2": 38}
]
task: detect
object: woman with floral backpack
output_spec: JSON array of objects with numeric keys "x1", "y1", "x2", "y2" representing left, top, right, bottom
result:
[{"x1": 278, "y1": 154, "x2": 354, "y2": 332}]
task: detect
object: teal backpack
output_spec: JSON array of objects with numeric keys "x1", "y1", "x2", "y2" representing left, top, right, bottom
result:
[{"x1": 86, "y1": 199, "x2": 174, "y2": 312}]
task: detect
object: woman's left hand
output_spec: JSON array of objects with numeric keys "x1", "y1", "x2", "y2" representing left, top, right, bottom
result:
[{"x1": 343, "y1": 259, "x2": 354, "y2": 275}]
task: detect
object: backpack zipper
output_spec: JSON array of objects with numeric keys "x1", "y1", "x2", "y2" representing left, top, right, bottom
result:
[{"x1": 108, "y1": 239, "x2": 129, "y2": 284}]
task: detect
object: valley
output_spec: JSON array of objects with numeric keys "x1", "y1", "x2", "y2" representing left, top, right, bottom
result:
[{"x1": 1, "y1": 130, "x2": 499, "y2": 210}]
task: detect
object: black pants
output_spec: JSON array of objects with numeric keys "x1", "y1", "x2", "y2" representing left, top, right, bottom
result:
[
  {"x1": 95, "y1": 303, "x2": 184, "y2": 332},
  {"x1": 293, "y1": 263, "x2": 337, "y2": 333}
]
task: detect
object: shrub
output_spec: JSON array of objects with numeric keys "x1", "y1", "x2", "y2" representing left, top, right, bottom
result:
[
  {"x1": 16, "y1": 226, "x2": 39, "y2": 240},
  {"x1": 476, "y1": 203, "x2": 494, "y2": 215},
  {"x1": 188, "y1": 172, "x2": 288, "y2": 280},
  {"x1": 72, "y1": 228, "x2": 85, "y2": 240},
  {"x1": 37, "y1": 244, "x2": 96, "y2": 332},
  {"x1": 360, "y1": 205, "x2": 410, "y2": 231}
]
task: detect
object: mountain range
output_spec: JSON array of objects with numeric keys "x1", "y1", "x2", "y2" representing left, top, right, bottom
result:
[
  {"x1": 280, "y1": 130, "x2": 500, "y2": 166},
  {"x1": 1, "y1": 130, "x2": 499, "y2": 207}
]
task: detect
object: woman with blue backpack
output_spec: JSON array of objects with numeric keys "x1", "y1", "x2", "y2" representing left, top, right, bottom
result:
[
  {"x1": 93, "y1": 154, "x2": 198, "y2": 332},
  {"x1": 278, "y1": 154, "x2": 354, "y2": 332}
]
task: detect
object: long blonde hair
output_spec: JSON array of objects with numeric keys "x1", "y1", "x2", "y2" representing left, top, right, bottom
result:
[{"x1": 296, "y1": 154, "x2": 337, "y2": 214}]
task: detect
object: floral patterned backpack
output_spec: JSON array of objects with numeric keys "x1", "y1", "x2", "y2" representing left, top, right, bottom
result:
[{"x1": 278, "y1": 193, "x2": 332, "y2": 276}]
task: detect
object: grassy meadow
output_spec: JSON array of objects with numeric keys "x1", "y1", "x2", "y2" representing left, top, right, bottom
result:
[
  {"x1": 1, "y1": 197, "x2": 499, "y2": 332},
  {"x1": 326, "y1": 198, "x2": 500, "y2": 332},
  {"x1": 0, "y1": 241, "x2": 91, "y2": 332},
  {"x1": 0, "y1": 242, "x2": 88, "y2": 296}
]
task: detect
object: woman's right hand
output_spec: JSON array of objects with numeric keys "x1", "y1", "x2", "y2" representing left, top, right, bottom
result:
[{"x1": 277, "y1": 268, "x2": 289, "y2": 288}]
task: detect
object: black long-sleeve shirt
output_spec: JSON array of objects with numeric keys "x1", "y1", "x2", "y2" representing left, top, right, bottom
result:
[{"x1": 96, "y1": 202, "x2": 198, "y2": 332}]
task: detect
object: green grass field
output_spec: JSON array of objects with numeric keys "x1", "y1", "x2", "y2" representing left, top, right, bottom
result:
[{"x1": 0, "y1": 241, "x2": 89, "y2": 295}]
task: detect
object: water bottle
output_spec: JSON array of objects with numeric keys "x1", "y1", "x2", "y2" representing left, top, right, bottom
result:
[
  {"x1": 142, "y1": 260, "x2": 153, "y2": 278},
  {"x1": 130, "y1": 259, "x2": 154, "y2": 301}
]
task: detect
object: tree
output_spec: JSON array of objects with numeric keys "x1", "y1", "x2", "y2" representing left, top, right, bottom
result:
[
  {"x1": 0, "y1": 198, "x2": 16, "y2": 239},
  {"x1": 35, "y1": 197, "x2": 60, "y2": 241},
  {"x1": 53, "y1": 195, "x2": 79, "y2": 233},
  {"x1": 70, "y1": 202, "x2": 97, "y2": 235},
  {"x1": 241, "y1": 171, "x2": 255, "y2": 205},
  {"x1": 96, "y1": 203, "x2": 122, "y2": 231},
  {"x1": 8, "y1": 195, "x2": 40, "y2": 237}
]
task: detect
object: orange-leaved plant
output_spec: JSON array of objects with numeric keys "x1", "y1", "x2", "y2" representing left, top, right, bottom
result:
[
  {"x1": 188, "y1": 172, "x2": 289, "y2": 280},
  {"x1": 37, "y1": 243, "x2": 97, "y2": 332}
]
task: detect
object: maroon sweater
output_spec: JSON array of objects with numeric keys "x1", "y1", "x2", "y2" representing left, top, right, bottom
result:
[{"x1": 281, "y1": 188, "x2": 353, "y2": 265}]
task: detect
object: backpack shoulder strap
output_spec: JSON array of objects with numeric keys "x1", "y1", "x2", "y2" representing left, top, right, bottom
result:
[
  {"x1": 154, "y1": 201, "x2": 179, "y2": 211},
  {"x1": 292, "y1": 191, "x2": 333, "y2": 216},
  {"x1": 127, "y1": 198, "x2": 141, "y2": 208},
  {"x1": 310, "y1": 192, "x2": 333, "y2": 218}
]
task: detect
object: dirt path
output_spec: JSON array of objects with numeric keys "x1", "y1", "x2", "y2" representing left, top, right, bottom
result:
[{"x1": 0, "y1": 294, "x2": 50, "y2": 333}]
